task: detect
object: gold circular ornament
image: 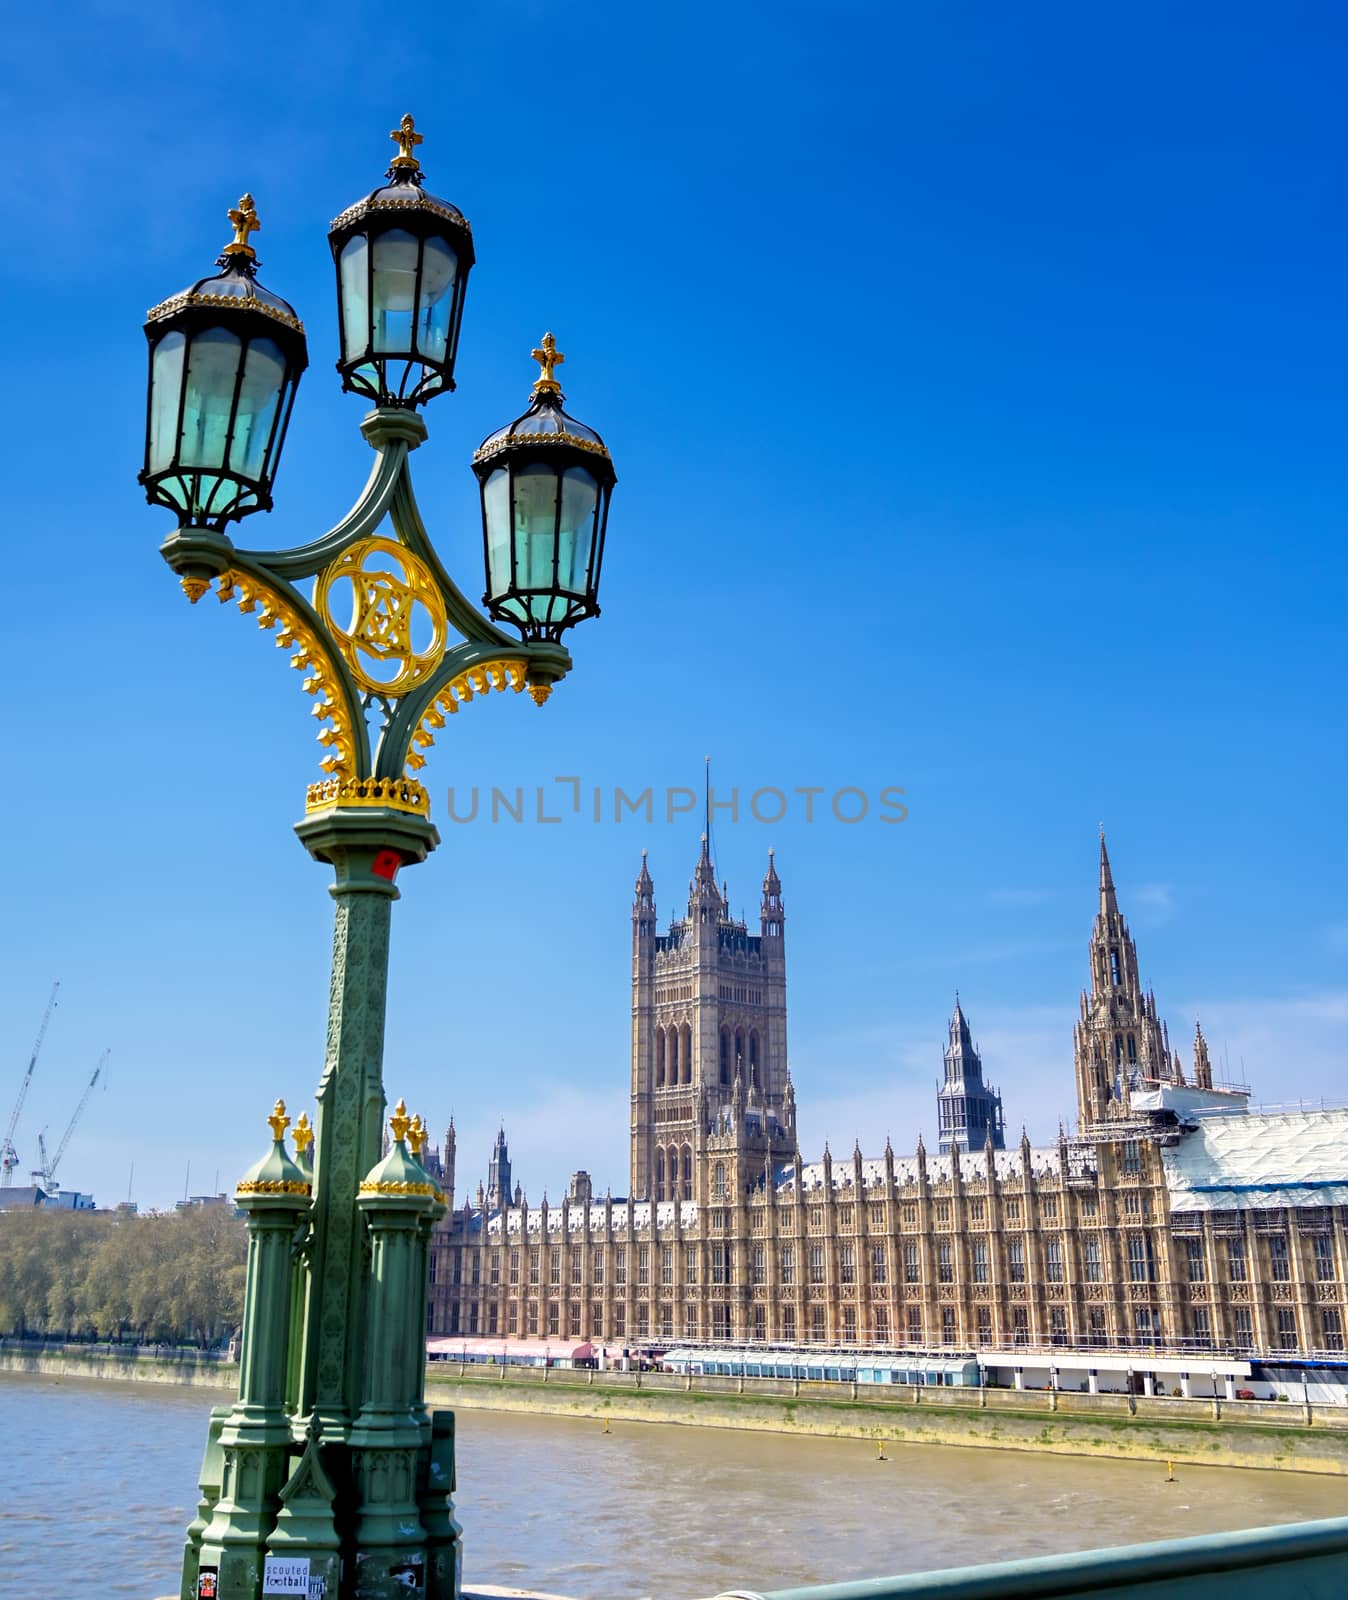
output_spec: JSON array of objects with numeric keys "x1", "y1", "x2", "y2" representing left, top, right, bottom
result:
[{"x1": 316, "y1": 537, "x2": 447, "y2": 696}]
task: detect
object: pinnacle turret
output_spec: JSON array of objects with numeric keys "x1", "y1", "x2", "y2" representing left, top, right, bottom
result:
[{"x1": 1193, "y1": 1019, "x2": 1214, "y2": 1090}]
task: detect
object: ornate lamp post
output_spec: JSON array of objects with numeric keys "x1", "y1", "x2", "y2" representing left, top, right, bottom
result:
[{"x1": 139, "y1": 118, "x2": 617, "y2": 1600}]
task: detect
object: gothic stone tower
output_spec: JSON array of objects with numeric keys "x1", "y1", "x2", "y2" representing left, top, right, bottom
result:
[
  {"x1": 486, "y1": 1126, "x2": 511, "y2": 1209},
  {"x1": 631, "y1": 841, "x2": 796, "y2": 1201},
  {"x1": 937, "y1": 998, "x2": 1005, "y2": 1153},
  {"x1": 1074, "y1": 834, "x2": 1181, "y2": 1130}
]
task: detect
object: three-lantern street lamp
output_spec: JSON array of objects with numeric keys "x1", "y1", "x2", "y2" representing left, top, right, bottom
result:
[{"x1": 139, "y1": 117, "x2": 617, "y2": 1600}]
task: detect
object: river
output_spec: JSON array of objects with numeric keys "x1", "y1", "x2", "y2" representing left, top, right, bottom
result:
[{"x1": 1, "y1": 1373, "x2": 1345, "y2": 1600}]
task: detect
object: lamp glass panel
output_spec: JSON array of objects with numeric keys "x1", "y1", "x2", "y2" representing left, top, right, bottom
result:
[
  {"x1": 148, "y1": 331, "x2": 186, "y2": 475},
  {"x1": 558, "y1": 467, "x2": 599, "y2": 594},
  {"x1": 512, "y1": 463, "x2": 561, "y2": 596},
  {"x1": 483, "y1": 468, "x2": 511, "y2": 600},
  {"x1": 414, "y1": 236, "x2": 457, "y2": 363},
  {"x1": 370, "y1": 228, "x2": 419, "y2": 355},
  {"x1": 180, "y1": 327, "x2": 243, "y2": 469},
  {"x1": 230, "y1": 338, "x2": 287, "y2": 481},
  {"x1": 339, "y1": 236, "x2": 370, "y2": 361}
]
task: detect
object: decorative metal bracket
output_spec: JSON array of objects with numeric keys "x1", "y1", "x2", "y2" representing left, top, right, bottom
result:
[{"x1": 164, "y1": 409, "x2": 572, "y2": 817}]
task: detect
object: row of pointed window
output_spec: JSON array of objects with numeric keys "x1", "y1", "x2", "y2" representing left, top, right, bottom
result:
[{"x1": 653, "y1": 1024, "x2": 763, "y2": 1088}]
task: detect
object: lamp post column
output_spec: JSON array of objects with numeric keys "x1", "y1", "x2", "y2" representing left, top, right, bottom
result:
[
  {"x1": 350, "y1": 1106, "x2": 441, "y2": 1599},
  {"x1": 407, "y1": 1123, "x2": 459, "y2": 1600},
  {"x1": 291, "y1": 805, "x2": 439, "y2": 1446},
  {"x1": 195, "y1": 1107, "x2": 313, "y2": 1600}
]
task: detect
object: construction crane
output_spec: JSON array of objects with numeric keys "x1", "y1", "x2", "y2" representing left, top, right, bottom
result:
[
  {"x1": 1, "y1": 981, "x2": 59, "y2": 1187},
  {"x1": 32, "y1": 1049, "x2": 109, "y2": 1194}
]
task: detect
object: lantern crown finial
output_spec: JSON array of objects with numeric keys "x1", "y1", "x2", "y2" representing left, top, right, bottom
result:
[
  {"x1": 388, "y1": 114, "x2": 424, "y2": 177},
  {"x1": 292, "y1": 1111, "x2": 314, "y2": 1154},
  {"x1": 389, "y1": 1098, "x2": 412, "y2": 1144},
  {"x1": 221, "y1": 194, "x2": 261, "y2": 263},
  {"x1": 530, "y1": 332, "x2": 565, "y2": 399},
  {"x1": 267, "y1": 1098, "x2": 290, "y2": 1142}
]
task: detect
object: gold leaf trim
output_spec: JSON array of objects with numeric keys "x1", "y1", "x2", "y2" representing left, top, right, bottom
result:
[
  {"x1": 204, "y1": 570, "x2": 357, "y2": 782},
  {"x1": 330, "y1": 194, "x2": 472, "y2": 234},
  {"x1": 401, "y1": 659, "x2": 530, "y2": 778},
  {"x1": 305, "y1": 774, "x2": 430, "y2": 817},
  {"x1": 146, "y1": 290, "x2": 305, "y2": 336},
  {"x1": 357, "y1": 1179, "x2": 443, "y2": 1198},
  {"x1": 236, "y1": 1179, "x2": 312, "y2": 1196},
  {"x1": 472, "y1": 430, "x2": 610, "y2": 466}
]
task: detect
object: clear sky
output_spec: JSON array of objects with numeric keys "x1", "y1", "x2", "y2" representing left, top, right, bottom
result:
[{"x1": 3, "y1": 2, "x2": 1345, "y2": 1212}]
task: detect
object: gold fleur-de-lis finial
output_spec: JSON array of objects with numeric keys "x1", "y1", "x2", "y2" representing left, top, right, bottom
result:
[
  {"x1": 408, "y1": 1113, "x2": 426, "y2": 1157},
  {"x1": 223, "y1": 194, "x2": 261, "y2": 258},
  {"x1": 531, "y1": 332, "x2": 565, "y2": 397},
  {"x1": 267, "y1": 1098, "x2": 290, "y2": 1141},
  {"x1": 389, "y1": 114, "x2": 424, "y2": 173},
  {"x1": 389, "y1": 1097, "x2": 412, "y2": 1144},
  {"x1": 292, "y1": 1111, "x2": 314, "y2": 1155}
]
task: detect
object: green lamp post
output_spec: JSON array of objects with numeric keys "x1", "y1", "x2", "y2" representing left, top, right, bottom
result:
[{"x1": 139, "y1": 116, "x2": 617, "y2": 1600}]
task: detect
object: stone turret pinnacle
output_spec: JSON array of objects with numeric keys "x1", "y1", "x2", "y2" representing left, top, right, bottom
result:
[{"x1": 1193, "y1": 1019, "x2": 1214, "y2": 1090}]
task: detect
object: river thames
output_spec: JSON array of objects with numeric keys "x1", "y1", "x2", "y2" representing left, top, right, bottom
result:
[{"x1": 2, "y1": 1373, "x2": 1345, "y2": 1599}]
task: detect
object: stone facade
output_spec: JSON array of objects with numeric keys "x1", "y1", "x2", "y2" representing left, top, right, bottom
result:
[{"x1": 428, "y1": 839, "x2": 1348, "y2": 1358}]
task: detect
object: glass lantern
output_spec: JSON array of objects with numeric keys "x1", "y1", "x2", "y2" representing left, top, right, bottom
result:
[
  {"x1": 472, "y1": 334, "x2": 616, "y2": 643},
  {"x1": 140, "y1": 195, "x2": 308, "y2": 528},
  {"x1": 328, "y1": 115, "x2": 474, "y2": 407}
]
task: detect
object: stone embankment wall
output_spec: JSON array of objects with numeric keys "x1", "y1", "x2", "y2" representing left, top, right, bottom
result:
[
  {"x1": 424, "y1": 1362, "x2": 1348, "y2": 1476},
  {"x1": 0, "y1": 1342, "x2": 235, "y2": 1390}
]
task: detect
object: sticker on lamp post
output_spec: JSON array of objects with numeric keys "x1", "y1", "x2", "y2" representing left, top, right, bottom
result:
[
  {"x1": 372, "y1": 849, "x2": 401, "y2": 882},
  {"x1": 263, "y1": 1555, "x2": 312, "y2": 1594}
]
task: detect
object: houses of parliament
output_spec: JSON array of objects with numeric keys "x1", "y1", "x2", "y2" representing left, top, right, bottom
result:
[{"x1": 426, "y1": 836, "x2": 1348, "y2": 1358}]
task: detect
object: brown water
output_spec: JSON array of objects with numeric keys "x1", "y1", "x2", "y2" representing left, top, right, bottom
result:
[{"x1": 1, "y1": 1373, "x2": 1344, "y2": 1600}]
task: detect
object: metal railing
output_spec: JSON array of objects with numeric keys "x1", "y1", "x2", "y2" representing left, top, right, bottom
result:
[{"x1": 705, "y1": 1516, "x2": 1348, "y2": 1600}]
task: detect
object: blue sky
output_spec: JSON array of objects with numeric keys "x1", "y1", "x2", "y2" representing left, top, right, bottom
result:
[{"x1": 2, "y1": 2, "x2": 1345, "y2": 1211}]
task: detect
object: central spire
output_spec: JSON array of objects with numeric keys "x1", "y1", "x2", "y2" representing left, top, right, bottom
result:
[{"x1": 1099, "y1": 826, "x2": 1118, "y2": 917}]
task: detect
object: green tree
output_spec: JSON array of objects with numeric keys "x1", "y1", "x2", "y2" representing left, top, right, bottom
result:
[{"x1": 0, "y1": 1206, "x2": 247, "y2": 1344}]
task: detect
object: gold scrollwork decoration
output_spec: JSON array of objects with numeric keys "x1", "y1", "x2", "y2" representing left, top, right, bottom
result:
[
  {"x1": 305, "y1": 774, "x2": 430, "y2": 817},
  {"x1": 191, "y1": 569, "x2": 357, "y2": 781},
  {"x1": 236, "y1": 1179, "x2": 313, "y2": 1196},
  {"x1": 401, "y1": 658, "x2": 534, "y2": 777},
  {"x1": 316, "y1": 536, "x2": 447, "y2": 698}
]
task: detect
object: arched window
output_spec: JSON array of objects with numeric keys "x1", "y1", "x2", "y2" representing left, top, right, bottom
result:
[
  {"x1": 1115, "y1": 1034, "x2": 1124, "y2": 1063},
  {"x1": 734, "y1": 1028, "x2": 746, "y2": 1077},
  {"x1": 655, "y1": 1027, "x2": 666, "y2": 1088},
  {"x1": 1127, "y1": 1034, "x2": 1137, "y2": 1062},
  {"x1": 680, "y1": 1022, "x2": 692, "y2": 1085},
  {"x1": 720, "y1": 1028, "x2": 730, "y2": 1085},
  {"x1": 682, "y1": 1144, "x2": 693, "y2": 1201},
  {"x1": 1110, "y1": 949, "x2": 1122, "y2": 986},
  {"x1": 655, "y1": 1148, "x2": 665, "y2": 1202},
  {"x1": 668, "y1": 1146, "x2": 679, "y2": 1193},
  {"x1": 749, "y1": 1029, "x2": 760, "y2": 1088},
  {"x1": 714, "y1": 1161, "x2": 726, "y2": 1200}
]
